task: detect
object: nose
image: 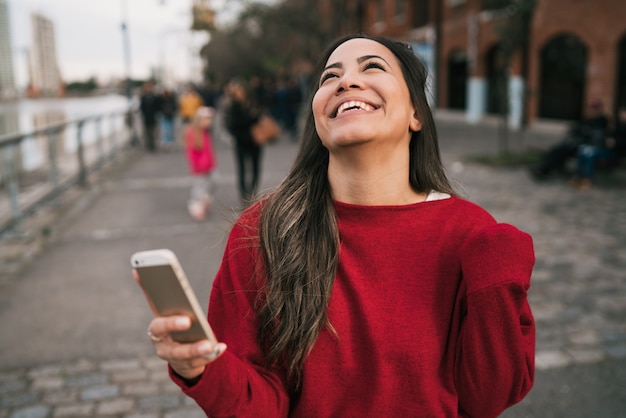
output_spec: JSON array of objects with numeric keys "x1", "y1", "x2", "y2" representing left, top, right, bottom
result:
[{"x1": 335, "y1": 68, "x2": 363, "y2": 93}]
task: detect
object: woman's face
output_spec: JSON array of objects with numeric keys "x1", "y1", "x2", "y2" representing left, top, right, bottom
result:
[
  {"x1": 312, "y1": 38, "x2": 421, "y2": 150},
  {"x1": 231, "y1": 84, "x2": 245, "y2": 101}
]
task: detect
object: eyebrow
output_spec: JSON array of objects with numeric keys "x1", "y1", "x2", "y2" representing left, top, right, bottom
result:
[{"x1": 323, "y1": 54, "x2": 391, "y2": 72}]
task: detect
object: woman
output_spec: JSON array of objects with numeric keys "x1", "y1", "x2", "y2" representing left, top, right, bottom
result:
[
  {"x1": 146, "y1": 34, "x2": 535, "y2": 417},
  {"x1": 224, "y1": 80, "x2": 262, "y2": 202}
]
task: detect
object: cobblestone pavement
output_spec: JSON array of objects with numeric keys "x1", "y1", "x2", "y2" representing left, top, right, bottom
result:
[
  {"x1": 0, "y1": 358, "x2": 205, "y2": 418},
  {"x1": 1, "y1": 116, "x2": 625, "y2": 417}
]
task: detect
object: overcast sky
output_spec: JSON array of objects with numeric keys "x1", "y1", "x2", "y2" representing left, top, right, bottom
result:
[{"x1": 7, "y1": 0, "x2": 271, "y2": 87}]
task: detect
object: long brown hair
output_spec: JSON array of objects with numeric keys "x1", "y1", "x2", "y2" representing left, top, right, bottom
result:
[{"x1": 256, "y1": 34, "x2": 455, "y2": 390}]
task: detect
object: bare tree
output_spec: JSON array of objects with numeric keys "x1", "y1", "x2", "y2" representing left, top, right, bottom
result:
[
  {"x1": 203, "y1": 0, "x2": 328, "y2": 83},
  {"x1": 485, "y1": 0, "x2": 536, "y2": 155}
]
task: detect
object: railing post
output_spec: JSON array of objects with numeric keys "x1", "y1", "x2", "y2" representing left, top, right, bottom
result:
[
  {"x1": 1, "y1": 107, "x2": 133, "y2": 235},
  {"x1": 76, "y1": 120, "x2": 88, "y2": 187},
  {"x1": 108, "y1": 113, "x2": 116, "y2": 160},
  {"x1": 47, "y1": 127, "x2": 61, "y2": 196},
  {"x1": 126, "y1": 110, "x2": 140, "y2": 147},
  {"x1": 95, "y1": 116, "x2": 104, "y2": 168},
  {"x1": 2, "y1": 142, "x2": 22, "y2": 221}
]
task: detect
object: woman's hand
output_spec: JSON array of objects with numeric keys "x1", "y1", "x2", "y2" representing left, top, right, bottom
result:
[{"x1": 147, "y1": 315, "x2": 227, "y2": 380}]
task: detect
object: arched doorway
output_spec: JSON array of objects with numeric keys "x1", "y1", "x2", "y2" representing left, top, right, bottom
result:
[
  {"x1": 539, "y1": 34, "x2": 587, "y2": 120},
  {"x1": 486, "y1": 44, "x2": 507, "y2": 115},
  {"x1": 615, "y1": 34, "x2": 626, "y2": 113},
  {"x1": 447, "y1": 50, "x2": 468, "y2": 110}
]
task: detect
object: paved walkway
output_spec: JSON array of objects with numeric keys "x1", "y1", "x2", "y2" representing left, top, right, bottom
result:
[{"x1": 1, "y1": 116, "x2": 625, "y2": 417}]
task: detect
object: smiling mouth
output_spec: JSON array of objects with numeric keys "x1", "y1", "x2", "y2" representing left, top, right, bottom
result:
[{"x1": 332, "y1": 100, "x2": 378, "y2": 118}]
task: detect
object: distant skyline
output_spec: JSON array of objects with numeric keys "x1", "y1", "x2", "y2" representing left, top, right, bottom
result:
[{"x1": 7, "y1": 0, "x2": 276, "y2": 88}]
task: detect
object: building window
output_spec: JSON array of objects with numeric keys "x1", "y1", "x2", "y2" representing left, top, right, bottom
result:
[
  {"x1": 448, "y1": 0, "x2": 466, "y2": 7},
  {"x1": 448, "y1": 50, "x2": 468, "y2": 110},
  {"x1": 539, "y1": 34, "x2": 587, "y2": 120},
  {"x1": 376, "y1": 0, "x2": 385, "y2": 23},
  {"x1": 617, "y1": 36, "x2": 626, "y2": 110},
  {"x1": 481, "y1": 0, "x2": 510, "y2": 10},
  {"x1": 396, "y1": 0, "x2": 408, "y2": 18},
  {"x1": 412, "y1": 0, "x2": 429, "y2": 27}
]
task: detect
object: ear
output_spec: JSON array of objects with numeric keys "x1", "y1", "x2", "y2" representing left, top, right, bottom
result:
[{"x1": 409, "y1": 110, "x2": 423, "y2": 132}]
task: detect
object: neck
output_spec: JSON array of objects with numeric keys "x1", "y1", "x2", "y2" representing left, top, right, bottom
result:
[{"x1": 327, "y1": 144, "x2": 426, "y2": 206}]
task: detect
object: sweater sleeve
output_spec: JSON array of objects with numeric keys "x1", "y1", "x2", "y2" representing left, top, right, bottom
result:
[
  {"x1": 169, "y1": 215, "x2": 290, "y2": 417},
  {"x1": 455, "y1": 223, "x2": 536, "y2": 418}
]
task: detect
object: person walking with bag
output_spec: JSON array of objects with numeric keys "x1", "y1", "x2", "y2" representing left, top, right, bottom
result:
[
  {"x1": 224, "y1": 80, "x2": 262, "y2": 203},
  {"x1": 184, "y1": 107, "x2": 217, "y2": 221},
  {"x1": 144, "y1": 34, "x2": 535, "y2": 417}
]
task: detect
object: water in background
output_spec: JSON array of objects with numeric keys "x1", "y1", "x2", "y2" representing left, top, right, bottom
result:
[
  {"x1": 0, "y1": 94, "x2": 129, "y2": 137},
  {"x1": 0, "y1": 95, "x2": 130, "y2": 171}
]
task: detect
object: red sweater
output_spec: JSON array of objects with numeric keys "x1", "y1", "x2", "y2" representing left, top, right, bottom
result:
[{"x1": 171, "y1": 196, "x2": 535, "y2": 417}]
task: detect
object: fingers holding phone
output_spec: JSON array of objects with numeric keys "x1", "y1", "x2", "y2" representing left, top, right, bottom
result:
[
  {"x1": 131, "y1": 249, "x2": 227, "y2": 380},
  {"x1": 147, "y1": 315, "x2": 227, "y2": 380}
]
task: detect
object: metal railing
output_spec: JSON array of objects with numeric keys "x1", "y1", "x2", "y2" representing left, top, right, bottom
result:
[{"x1": 0, "y1": 109, "x2": 139, "y2": 235}]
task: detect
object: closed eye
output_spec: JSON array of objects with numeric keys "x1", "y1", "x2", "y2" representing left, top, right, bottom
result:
[
  {"x1": 320, "y1": 72, "x2": 338, "y2": 86},
  {"x1": 364, "y1": 61, "x2": 385, "y2": 71}
]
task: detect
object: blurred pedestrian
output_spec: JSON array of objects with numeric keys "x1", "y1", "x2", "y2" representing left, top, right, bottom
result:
[
  {"x1": 286, "y1": 75, "x2": 303, "y2": 140},
  {"x1": 184, "y1": 107, "x2": 217, "y2": 221},
  {"x1": 273, "y1": 77, "x2": 289, "y2": 129},
  {"x1": 224, "y1": 79, "x2": 262, "y2": 202},
  {"x1": 139, "y1": 81, "x2": 160, "y2": 152},
  {"x1": 145, "y1": 34, "x2": 535, "y2": 417},
  {"x1": 158, "y1": 87, "x2": 177, "y2": 149},
  {"x1": 179, "y1": 83, "x2": 203, "y2": 125},
  {"x1": 197, "y1": 80, "x2": 221, "y2": 108}
]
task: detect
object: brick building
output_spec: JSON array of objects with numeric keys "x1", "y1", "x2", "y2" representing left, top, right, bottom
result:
[{"x1": 320, "y1": 0, "x2": 626, "y2": 127}]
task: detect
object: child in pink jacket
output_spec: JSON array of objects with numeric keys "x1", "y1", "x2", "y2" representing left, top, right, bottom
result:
[{"x1": 185, "y1": 106, "x2": 217, "y2": 220}]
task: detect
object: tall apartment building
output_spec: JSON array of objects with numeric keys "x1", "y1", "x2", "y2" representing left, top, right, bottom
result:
[
  {"x1": 0, "y1": 0, "x2": 16, "y2": 99},
  {"x1": 29, "y1": 12, "x2": 62, "y2": 97},
  {"x1": 319, "y1": 0, "x2": 626, "y2": 126}
]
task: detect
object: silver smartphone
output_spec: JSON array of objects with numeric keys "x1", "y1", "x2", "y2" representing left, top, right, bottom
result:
[{"x1": 131, "y1": 248, "x2": 217, "y2": 344}]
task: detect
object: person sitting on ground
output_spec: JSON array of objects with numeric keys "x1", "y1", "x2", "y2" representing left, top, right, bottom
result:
[
  {"x1": 572, "y1": 106, "x2": 626, "y2": 190},
  {"x1": 531, "y1": 99, "x2": 609, "y2": 180}
]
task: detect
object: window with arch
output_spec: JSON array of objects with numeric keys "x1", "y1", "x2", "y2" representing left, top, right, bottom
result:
[
  {"x1": 539, "y1": 34, "x2": 587, "y2": 120},
  {"x1": 396, "y1": 0, "x2": 408, "y2": 18},
  {"x1": 481, "y1": 0, "x2": 510, "y2": 11},
  {"x1": 616, "y1": 35, "x2": 626, "y2": 112},
  {"x1": 447, "y1": 49, "x2": 468, "y2": 110},
  {"x1": 376, "y1": 0, "x2": 385, "y2": 23},
  {"x1": 412, "y1": 0, "x2": 430, "y2": 27}
]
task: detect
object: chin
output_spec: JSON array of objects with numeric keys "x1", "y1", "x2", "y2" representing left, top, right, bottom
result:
[
  {"x1": 322, "y1": 137, "x2": 373, "y2": 151},
  {"x1": 326, "y1": 128, "x2": 377, "y2": 144}
]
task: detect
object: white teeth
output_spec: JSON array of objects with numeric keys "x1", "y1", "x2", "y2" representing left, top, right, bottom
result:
[{"x1": 337, "y1": 101, "x2": 374, "y2": 115}]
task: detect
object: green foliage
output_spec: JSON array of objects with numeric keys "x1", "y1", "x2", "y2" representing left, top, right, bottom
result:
[
  {"x1": 65, "y1": 77, "x2": 98, "y2": 93},
  {"x1": 205, "y1": 0, "x2": 329, "y2": 82}
]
